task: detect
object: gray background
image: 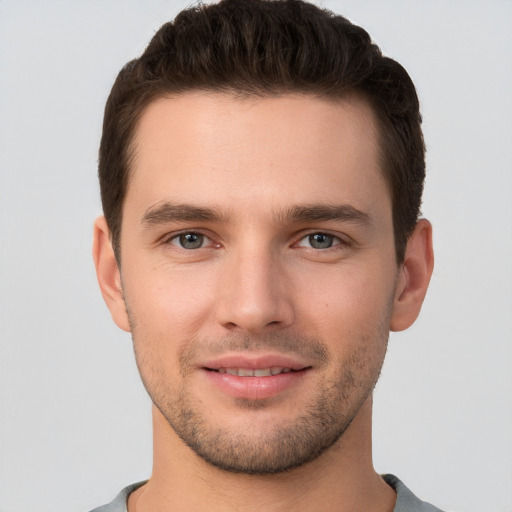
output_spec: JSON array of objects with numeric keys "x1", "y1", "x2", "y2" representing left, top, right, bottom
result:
[{"x1": 1, "y1": 1, "x2": 511, "y2": 511}]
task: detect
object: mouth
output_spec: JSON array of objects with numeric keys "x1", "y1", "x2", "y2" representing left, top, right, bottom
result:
[
  {"x1": 206, "y1": 367, "x2": 307, "y2": 377},
  {"x1": 200, "y1": 355, "x2": 312, "y2": 399}
]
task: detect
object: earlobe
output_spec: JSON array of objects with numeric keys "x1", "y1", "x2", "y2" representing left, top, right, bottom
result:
[
  {"x1": 92, "y1": 216, "x2": 131, "y2": 332},
  {"x1": 390, "y1": 219, "x2": 434, "y2": 332}
]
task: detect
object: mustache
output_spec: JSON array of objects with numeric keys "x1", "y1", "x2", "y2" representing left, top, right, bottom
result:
[{"x1": 179, "y1": 332, "x2": 330, "y2": 368}]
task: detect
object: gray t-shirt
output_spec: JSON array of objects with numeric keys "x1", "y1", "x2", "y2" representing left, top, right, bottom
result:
[{"x1": 87, "y1": 474, "x2": 445, "y2": 512}]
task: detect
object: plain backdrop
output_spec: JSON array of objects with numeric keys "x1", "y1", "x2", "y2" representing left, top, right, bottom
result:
[{"x1": 1, "y1": 1, "x2": 511, "y2": 511}]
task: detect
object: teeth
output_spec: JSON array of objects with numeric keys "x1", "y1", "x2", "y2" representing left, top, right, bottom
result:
[
  {"x1": 254, "y1": 368, "x2": 271, "y2": 377},
  {"x1": 219, "y1": 367, "x2": 292, "y2": 377}
]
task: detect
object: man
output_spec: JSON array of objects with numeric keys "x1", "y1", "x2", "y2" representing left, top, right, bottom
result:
[{"x1": 91, "y1": 0, "x2": 438, "y2": 510}]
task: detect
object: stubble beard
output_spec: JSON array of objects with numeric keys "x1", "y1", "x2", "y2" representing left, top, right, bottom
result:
[{"x1": 131, "y1": 327, "x2": 389, "y2": 476}]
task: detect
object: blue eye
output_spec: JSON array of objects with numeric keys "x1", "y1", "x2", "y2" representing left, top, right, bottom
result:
[
  {"x1": 171, "y1": 233, "x2": 205, "y2": 249},
  {"x1": 298, "y1": 233, "x2": 339, "y2": 249}
]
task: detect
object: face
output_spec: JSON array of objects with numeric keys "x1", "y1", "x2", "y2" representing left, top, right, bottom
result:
[{"x1": 116, "y1": 92, "x2": 401, "y2": 474}]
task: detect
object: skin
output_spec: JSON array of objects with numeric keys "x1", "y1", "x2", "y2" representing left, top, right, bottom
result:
[{"x1": 93, "y1": 92, "x2": 433, "y2": 512}]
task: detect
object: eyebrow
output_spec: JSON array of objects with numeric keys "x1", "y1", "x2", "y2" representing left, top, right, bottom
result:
[
  {"x1": 278, "y1": 204, "x2": 371, "y2": 225},
  {"x1": 141, "y1": 202, "x2": 371, "y2": 227},
  {"x1": 141, "y1": 202, "x2": 230, "y2": 226}
]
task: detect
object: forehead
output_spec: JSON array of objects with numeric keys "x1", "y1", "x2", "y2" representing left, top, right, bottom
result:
[{"x1": 126, "y1": 92, "x2": 388, "y2": 220}]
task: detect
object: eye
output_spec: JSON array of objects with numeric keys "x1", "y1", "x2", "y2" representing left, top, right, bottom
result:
[
  {"x1": 169, "y1": 232, "x2": 209, "y2": 250},
  {"x1": 297, "y1": 233, "x2": 341, "y2": 249}
]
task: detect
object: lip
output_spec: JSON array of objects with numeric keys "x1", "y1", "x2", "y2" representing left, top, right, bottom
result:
[
  {"x1": 201, "y1": 353, "x2": 310, "y2": 372},
  {"x1": 199, "y1": 353, "x2": 312, "y2": 400}
]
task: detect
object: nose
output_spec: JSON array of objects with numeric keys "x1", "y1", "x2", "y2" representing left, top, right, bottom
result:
[{"x1": 215, "y1": 245, "x2": 295, "y2": 333}]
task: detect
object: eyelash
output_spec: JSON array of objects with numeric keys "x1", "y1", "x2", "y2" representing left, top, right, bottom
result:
[
  {"x1": 163, "y1": 231, "x2": 348, "y2": 252},
  {"x1": 295, "y1": 232, "x2": 345, "y2": 250},
  {"x1": 165, "y1": 231, "x2": 217, "y2": 250}
]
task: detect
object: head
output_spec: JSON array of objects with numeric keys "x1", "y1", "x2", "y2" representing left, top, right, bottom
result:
[
  {"x1": 93, "y1": 0, "x2": 433, "y2": 476},
  {"x1": 99, "y1": 0, "x2": 425, "y2": 265}
]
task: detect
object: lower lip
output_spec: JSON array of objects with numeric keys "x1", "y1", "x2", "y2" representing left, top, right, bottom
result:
[{"x1": 202, "y1": 369, "x2": 310, "y2": 399}]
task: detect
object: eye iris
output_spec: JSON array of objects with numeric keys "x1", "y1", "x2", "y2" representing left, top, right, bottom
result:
[
  {"x1": 179, "y1": 233, "x2": 203, "y2": 249},
  {"x1": 309, "y1": 233, "x2": 333, "y2": 249}
]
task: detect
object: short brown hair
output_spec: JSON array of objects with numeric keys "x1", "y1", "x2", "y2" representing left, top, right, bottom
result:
[{"x1": 99, "y1": 0, "x2": 425, "y2": 263}]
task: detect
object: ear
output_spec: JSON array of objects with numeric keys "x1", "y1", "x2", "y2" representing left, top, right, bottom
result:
[
  {"x1": 390, "y1": 219, "x2": 434, "y2": 332},
  {"x1": 92, "y1": 216, "x2": 131, "y2": 332}
]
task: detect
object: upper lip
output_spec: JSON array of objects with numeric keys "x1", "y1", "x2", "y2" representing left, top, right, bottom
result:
[{"x1": 200, "y1": 353, "x2": 311, "y2": 371}]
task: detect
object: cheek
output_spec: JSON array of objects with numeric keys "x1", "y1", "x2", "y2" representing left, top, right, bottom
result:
[
  {"x1": 122, "y1": 266, "x2": 220, "y2": 385},
  {"x1": 124, "y1": 259, "x2": 218, "y2": 326},
  {"x1": 126, "y1": 275, "x2": 205, "y2": 391},
  {"x1": 295, "y1": 261, "x2": 396, "y2": 334}
]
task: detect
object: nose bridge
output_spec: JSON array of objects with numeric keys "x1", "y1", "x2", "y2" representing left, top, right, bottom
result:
[{"x1": 216, "y1": 238, "x2": 294, "y2": 332}]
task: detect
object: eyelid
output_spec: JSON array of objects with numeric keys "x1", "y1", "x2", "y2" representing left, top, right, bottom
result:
[
  {"x1": 294, "y1": 231, "x2": 349, "y2": 249},
  {"x1": 163, "y1": 230, "x2": 219, "y2": 249},
  {"x1": 159, "y1": 229, "x2": 351, "y2": 251}
]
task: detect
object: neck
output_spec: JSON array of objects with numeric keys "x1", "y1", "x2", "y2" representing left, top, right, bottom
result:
[{"x1": 128, "y1": 397, "x2": 396, "y2": 512}]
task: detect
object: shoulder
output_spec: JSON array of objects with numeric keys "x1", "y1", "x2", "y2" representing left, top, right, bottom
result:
[
  {"x1": 86, "y1": 481, "x2": 147, "y2": 512},
  {"x1": 383, "y1": 474, "x2": 447, "y2": 512}
]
